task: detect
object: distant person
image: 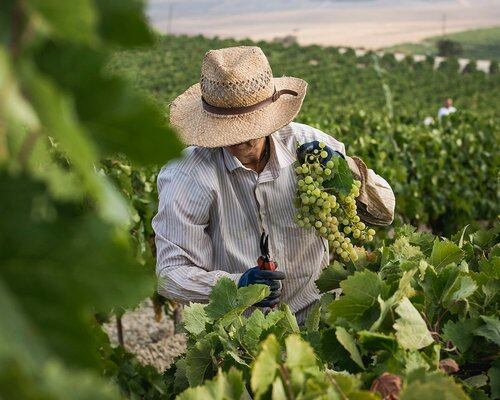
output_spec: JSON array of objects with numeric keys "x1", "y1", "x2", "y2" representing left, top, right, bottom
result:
[{"x1": 438, "y1": 98, "x2": 457, "y2": 119}]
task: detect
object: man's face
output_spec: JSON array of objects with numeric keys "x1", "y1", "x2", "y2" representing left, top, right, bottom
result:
[
  {"x1": 226, "y1": 138, "x2": 263, "y2": 157},
  {"x1": 445, "y1": 98, "x2": 453, "y2": 108}
]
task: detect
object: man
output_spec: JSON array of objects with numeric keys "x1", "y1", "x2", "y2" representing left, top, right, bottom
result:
[
  {"x1": 152, "y1": 46, "x2": 395, "y2": 323},
  {"x1": 438, "y1": 98, "x2": 457, "y2": 119}
]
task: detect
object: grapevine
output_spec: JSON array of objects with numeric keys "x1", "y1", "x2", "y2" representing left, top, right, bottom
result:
[{"x1": 294, "y1": 142, "x2": 375, "y2": 262}]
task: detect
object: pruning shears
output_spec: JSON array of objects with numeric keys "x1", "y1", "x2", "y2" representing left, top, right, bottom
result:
[{"x1": 257, "y1": 232, "x2": 278, "y2": 272}]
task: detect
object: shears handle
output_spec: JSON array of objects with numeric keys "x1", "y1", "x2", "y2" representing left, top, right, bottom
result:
[{"x1": 257, "y1": 256, "x2": 278, "y2": 271}]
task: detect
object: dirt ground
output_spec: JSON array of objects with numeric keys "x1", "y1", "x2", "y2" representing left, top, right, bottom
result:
[{"x1": 104, "y1": 299, "x2": 186, "y2": 372}]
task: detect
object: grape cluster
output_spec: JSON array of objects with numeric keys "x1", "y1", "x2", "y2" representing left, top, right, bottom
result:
[{"x1": 294, "y1": 143, "x2": 375, "y2": 262}]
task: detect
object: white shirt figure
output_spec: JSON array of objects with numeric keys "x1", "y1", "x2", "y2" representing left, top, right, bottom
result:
[
  {"x1": 152, "y1": 122, "x2": 395, "y2": 324},
  {"x1": 438, "y1": 98, "x2": 457, "y2": 119}
]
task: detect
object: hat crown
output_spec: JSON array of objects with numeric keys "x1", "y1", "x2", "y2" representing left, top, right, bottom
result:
[{"x1": 200, "y1": 46, "x2": 274, "y2": 108}]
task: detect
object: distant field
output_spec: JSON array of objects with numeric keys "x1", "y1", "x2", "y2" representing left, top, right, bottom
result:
[
  {"x1": 148, "y1": 0, "x2": 500, "y2": 49},
  {"x1": 386, "y1": 26, "x2": 500, "y2": 60}
]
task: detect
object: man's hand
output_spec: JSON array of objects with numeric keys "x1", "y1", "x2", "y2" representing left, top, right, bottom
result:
[
  {"x1": 238, "y1": 267, "x2": 285, "y2": 307},
  {"x1": 297, "y1": 140, "x2": 344, "y2": 166}
]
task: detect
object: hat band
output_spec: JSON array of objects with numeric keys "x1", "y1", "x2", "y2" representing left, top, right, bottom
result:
[{"x1": 201, "y1": 88, "x2": 298, "y2": 116}]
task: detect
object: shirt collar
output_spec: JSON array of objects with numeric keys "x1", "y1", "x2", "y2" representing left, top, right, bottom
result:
[{"x1": 221, "y1": 132, "x2": 296, "y2": 177}]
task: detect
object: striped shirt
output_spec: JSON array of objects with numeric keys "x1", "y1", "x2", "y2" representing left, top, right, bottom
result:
[{"x1": 152, "y1": 122, "x2": 395, "y2": 322}]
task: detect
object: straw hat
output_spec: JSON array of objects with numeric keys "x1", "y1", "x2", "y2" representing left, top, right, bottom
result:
[{"x1": 169, "y1": 46, "x2": 308, "y2": 148}]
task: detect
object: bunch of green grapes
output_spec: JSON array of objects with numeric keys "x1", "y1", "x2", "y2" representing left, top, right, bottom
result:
[{"x1": 294, "y1": 142, "x2": 375, "y2": 262}]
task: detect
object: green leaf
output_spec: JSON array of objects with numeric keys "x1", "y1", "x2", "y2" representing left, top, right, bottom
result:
[
  {"x1": 463, "y1": 374, "x2": 488, "y2": 388},
  {"x1": 205, "y1": 279, "x2": 269, "y2": 326},
  {"x1": 33, "y1": 42, "x2": 183, "y2": 166},
  {"x1": 305, "y1": 302, "x2": 321, "y2": 332},
  {"x1": 271, "y1": 377, "x2": 287, "y2": 400},
  {"x1": 174, "y1": 358, "x2": 189, "y2": 394},
  {"x1": 474, "y1": 315, "x2": 500, "y2": 346},
  {"x1": 429, "y1": 239, "x2": 464, "y2": 269},
  {"x1": 0, "y1": 174, "x2": 153, "y2": 368},
  {"x1": 400, "y1": 373, "x2": 469, "y2": 400},
  {"x1": 442, "y1": 319, "x2": 481, "y2": 353},
  {"x1": 263, "y1": 310, "x2": 286, "y2": 330},
  {"x1": 251, "y1": 334, "x2": 280, "y2": 399},
  {"x1": 393, "y1": 298, "x2": 433, "y2": 351},
  {"x1": 328, "y1": 270, "x2": 387, "y2": 329},
  {"x1": 177, "y1": 367, "x2": 245, "y2": 400},
  {"x1": 442, "y1": 275, "x2": 477, "y2": 308},
  {"x1": 319, "y1": 328, "x2": 360, "y2": 371},
  {"x1": 183, "y1": 303, "x2": 208, "y2": 336},
  {"x1": 324, "y1": 156, "x2": 354, "y2": 196},
  {"x1": 205, "y1": 278, "x2": 239, "y2": 321},
  {"x1": 277, "y1": 303, "x2": 300, "y2": 333},
  {"x1": 26, "y1": 0, "x2": 98, "y2": 44},
  {"x1": 335, "y1": 327, "x2": 365, "y2": 369},
  {"x1": 94, "y1": 0, "x2": 154, "y2": 47},
  {"x1": 0, "y1": 280, "x2": 48, "y2": 365},
  {"x1": 371, "y1": 269, "x2": 417, "y2": 331},
  {"x1": 185, "y1": 338, "x2": 214, "y2": 386},
  {"x1": 285, "y1": 334, "x2": 317, "y2": 370},
  {"x1": 0, "y1": 359, "x2": 122, "y2": 400},
  {"x1": 489, "y1": 359, "x2": 500, "y2": 400},
  {"x1": 358, "y1": 331, "x2": 398, "y2": 352},
  {"x1": 315, "y1": 261, "x2": 350, "y2": 293},
  {"x1": 479, "y1": 257, "x2": 500, "y2": 279},
  {"x1": 26, "y1": 71, "x2": 129, "y2": 224},
  {"x1": 238, "y1": 310, "x2": 265, "y2": 355},
  {"x1": 221, "y1": 284, "x2": 270, "y2": 327}
]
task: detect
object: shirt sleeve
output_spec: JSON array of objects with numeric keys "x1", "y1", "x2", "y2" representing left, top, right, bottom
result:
[
  {"x1": 345, "y1": 155, "x2": 396, "y2": 226},
  {"x1": 301, "y1": 126, "x2": 396, "y2": 226},
  {"x1": 151, "y1": 168, "x2": 242, "y2": 303}
]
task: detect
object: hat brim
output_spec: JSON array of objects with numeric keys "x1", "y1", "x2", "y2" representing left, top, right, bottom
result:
[{"x1": 169, "y1": 77, "x2": 307, "y2": 148}]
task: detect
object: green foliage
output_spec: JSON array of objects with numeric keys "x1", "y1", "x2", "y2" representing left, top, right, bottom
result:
[
  {"x1": 437, "y1": 40, "x2": 464, "y2": 57},
  {"x1": 171, "y1": 224, "x2": 499, "y2": 399},
  {"x1": 102, "y1": 344, "x2": 168, "y2": 400},
  {"x1": 0, "y1": 0, "x2": 180, "y2": 398}
]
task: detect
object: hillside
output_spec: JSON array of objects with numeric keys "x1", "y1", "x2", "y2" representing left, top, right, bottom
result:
[{"x1": 386, "y1": 26, "x2": 500, "y2": 61}]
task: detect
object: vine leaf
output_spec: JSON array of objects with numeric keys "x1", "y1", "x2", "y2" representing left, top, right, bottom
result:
[
  {"x1": 393, "y1": 297, "x2": 433, "y2": 351},
  {"x1": 323, "y1": 157, "x2": 354, "y2": 196},
  {"x1": 251, "y1": 334, "x2": 280, "y2": 400},
  {"x1": 335, "y1": 327, "x2": 365, "y2": 369},
  {"x1": 26, "y1": 0, "x2": 98, "y2": 44},
  {"x1": 429, "y1": 239, "x2": 464, "y2": 269},
  {"x1": 183, "y1": 303, "x2": 208, "y2": 336},
  {"x1": 474, "y1": 315, "x2": 500, "y2": 346},
  {"x1": 315, "y1": 261, "x2": 349, "y2": 293},
  {"x1": 400, "y1": 373, "x2": 469, "y2": 400},
  {"x1": 489, "y1": 359, "x2": 500, "y2": 400},
  {"x1": 185, "y1": 338, "x2": 214, "y2": 386},
  {"x1": 328, "y1": 270, "x2": 387, "y2": 330},
  {"x1": 285, "y1": 334, "x2": 317, "y2": 370},
  {"x1": 177, "y1": 367, "x2": 245, "y2": 400},
  {"x1": 442, "y1": 319, "x2": 481, "y2": 353}
]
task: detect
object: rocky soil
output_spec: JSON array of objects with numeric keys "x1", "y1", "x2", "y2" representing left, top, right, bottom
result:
[{"x1": 104, "y1": 299, "x2": 187, "y2": 372}]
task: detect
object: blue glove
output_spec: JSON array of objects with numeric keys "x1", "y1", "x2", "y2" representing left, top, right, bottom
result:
[
  {"x1": 297, "y1": 140, "x2": 345, "y2": 166},
  {"x1": 238, "y1": 267, "x2": 286, "y2": 308}
]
